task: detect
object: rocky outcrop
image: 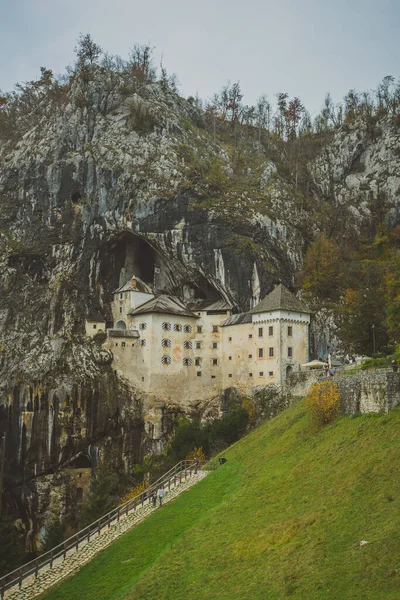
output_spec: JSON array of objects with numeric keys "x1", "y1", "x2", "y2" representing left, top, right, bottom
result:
[{"x1": 312, "y1": 115, "x2": 400, "y2": 231}]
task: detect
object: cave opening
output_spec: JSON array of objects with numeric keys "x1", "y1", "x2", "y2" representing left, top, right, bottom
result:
[
  {"x1": 101, "y1": 233, "x2": 157, "y2": 294},
  {"x1": 69, "y1": 454, "x2": 92, "y2": 468}
]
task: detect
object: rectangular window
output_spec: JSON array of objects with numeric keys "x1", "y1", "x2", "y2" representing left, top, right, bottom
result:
[
  {"x1": 269, "y1": 347, "x2": 274, "y2": 357},
  {"x1": 229, "y1": 374, "x2": 232, "y2": 378},
  {"x1": 212, "y1": 358, "x2": 218, "y2": 366},
  {"x1": 258, "y1": 348, "x2": 264, "y2": 358},
  {"x1": 211, "y1": 375, "x2": 216, "y2": 379},
  {"x1": 115, "y1": 343, "x2": 118, "y2": 346},
  {"x1": 197, "y1": 371, "x2": 202, "y2": 377},
  {"x1": 119, "y1": 307, "x2": 122, "y2": 313},
  {"x1": 248, "y1": 354, "x2": 253, "y2": 359},
  {"x1": 120, "y1": 293, "x2": 123, "y2": 299},
  {"x1": 196, "y1": 341, "x2": 201, "y2": 349},
  {"x1": 93, "y1": 324, "x2": 97, "y2": 329},
  {"x1": 229, "y1": 356, "x2": 232, "y2": 360},
  {"x1": 269, "y1": 326, "x2": 273, "y2": 336},
  {"x1": 228, "y1": 336, "x2": 232, "y2": 342},
  {"x1": 121, "y1": 342, "x2": 126, "y2": 347},
  {"x1": 197, "y1": 326, "x2": 203, "y2": 334},
  {"x1": 288, "y1": 347, "x2": 293, "y2": 358},
  {"x1": 288, "y1": 326, "x2": 293, "y2": 337},
  {"x1": 249, "y1": 373, "x2": 253, "y2": 378},
  {"x1": 213, "y1": 342, "x2": 218, "y2": 349},
  {"x1": 259, "y1": 372, "x2": 264, "y2": 377},
  {"x1": 258, "y1": 327, "x2": 263, "y2": 338},
  {"x1": 212, "y1": 325, "x2": 219, "y2": 333},
  {"x1": 268, "y1": 371, "x2": 274, "y2": 377},
  {"x1": 249, "y1": 334, "x2": 253, "y2": 339},
  {"x1": 195, "y1": 358, "x2": 201, "y2": 366}
]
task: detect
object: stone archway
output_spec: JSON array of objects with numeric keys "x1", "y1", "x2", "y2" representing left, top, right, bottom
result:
[{"x1": 286, "y1": 365, "x2": 293, "y2": 379}]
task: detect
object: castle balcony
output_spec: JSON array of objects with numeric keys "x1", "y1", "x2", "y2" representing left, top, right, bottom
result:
[{"x1": 108, "y1": 329, "x2": 140, "y2": 338}]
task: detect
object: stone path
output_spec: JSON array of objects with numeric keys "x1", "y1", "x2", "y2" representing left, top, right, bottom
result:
[{"x1": 5, "y1": 471, "x2": 208, "y2": 600}]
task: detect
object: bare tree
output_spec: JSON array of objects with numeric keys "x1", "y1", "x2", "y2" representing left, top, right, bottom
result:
[
  {"x1": 129, "y1": 44, "x2": 156, "y2": 84},
  {"x1": 255, "y1": 94, "x2": 271, "y2": 143}
]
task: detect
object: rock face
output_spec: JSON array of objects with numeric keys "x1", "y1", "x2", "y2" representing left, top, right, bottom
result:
[
  {"x1": 0, "y1": 72, "x2": 305, "y2": 531},
  {"x1": 312, "y1": 116, "x2": 400, "y2": 231},
  {"x1": 0, "y1": 68, "x2": 399, "y2": 532}
]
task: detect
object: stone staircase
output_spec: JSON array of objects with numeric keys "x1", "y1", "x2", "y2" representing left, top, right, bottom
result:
[{"x1": 4, "y1": 471, "x2": 208, "y2": 600}]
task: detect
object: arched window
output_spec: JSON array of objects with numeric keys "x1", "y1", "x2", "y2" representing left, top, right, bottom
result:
[
  {"x1": 139, "y1": 323, "x2": 147, "y2": 330},
  {"x1": 115, "y1": 320, "x2": 127, "y2": 330},
  {"x1": 162, "y1": 322, "x2": 171, "y2": 331},
  {"x1": 161, "y1": 356, "x2": 171, "y2": 365},
  {"x1": 183, "y1": 341, "x2": 192, "y2": 349},
  {"x1": 139, "y1": 339, "x2": 146, "y2": 346},
  {"x1": 174, "y1": 323, "x2": 182, "y2": 332},
  {"x1": 161, "y1": 339, "x2": 172, "y2": 348},
  {"x1": 184, "y1": 324, "x2": 192, "y2": 333},
  {"x1": 183, "y1": 358, "x2": 192, "y2": 366}
]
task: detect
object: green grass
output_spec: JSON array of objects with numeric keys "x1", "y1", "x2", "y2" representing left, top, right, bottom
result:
[{"x1": 40, "y1": 401, "x2": 400, "y2": 600}]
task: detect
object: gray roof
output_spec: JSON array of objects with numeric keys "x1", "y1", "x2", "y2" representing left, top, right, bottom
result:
[
  {"x1": 114, "y1": 276, "x2": 153, "y2": 294},
  {"x1": 86, "y1": 311, "x2": 106, "y2": 322},
  {"x1": 221, "y1": 313, "x2": 252, "y2": 327},
  {"x1": 250, "y1": 284, "x2": 311, "y2": 315},
  {"x1": 187, "y1": 298, "x2": 234, "y2": 312},
  {"x1": 128, "y1": 295, "x2": 199, "y2": 318}
]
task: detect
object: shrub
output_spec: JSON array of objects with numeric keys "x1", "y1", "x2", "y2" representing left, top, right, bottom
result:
[
  {"x1": 41, "y1": 518, "x2": 67, "y2": 551},
  {"x1": 128, "y1": 99, "x2": 157, "y2": 134},
  {"x1": 185, "y1": 447, "x2": 206, "y2": 462},
  {"x1": 120, "y1": 480, "x2": 146, "y2": 504},
  {"x1": 305, "y1": 380, "x2": 340, "y2": 426}
]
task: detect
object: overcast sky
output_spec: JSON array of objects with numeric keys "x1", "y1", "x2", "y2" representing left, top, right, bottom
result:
[{"x1": 1, "y1": 0, "x2": 399, "y2": 116}]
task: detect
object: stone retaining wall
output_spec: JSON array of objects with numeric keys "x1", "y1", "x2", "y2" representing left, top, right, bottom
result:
[{"x1": 287, "y1": 369, "x2": 400, "y2": 414}]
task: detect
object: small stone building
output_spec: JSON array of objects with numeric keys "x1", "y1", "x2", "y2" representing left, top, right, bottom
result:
[{"x1": 85, "y1": 313, "x2": 106, "y2": 337}]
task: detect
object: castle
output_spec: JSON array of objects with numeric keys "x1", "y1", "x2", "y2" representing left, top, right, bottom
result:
[{"x1": 87, "y1": 278, "x2": 311, "y2": 410}]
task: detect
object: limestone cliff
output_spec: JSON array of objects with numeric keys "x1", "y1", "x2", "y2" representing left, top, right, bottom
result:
[{"x1": 0, "y1": 63, "x2": 399, "y2": 532}]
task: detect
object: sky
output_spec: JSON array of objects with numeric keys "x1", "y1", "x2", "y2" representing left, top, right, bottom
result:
[{"x1": 1, "y1": 0, "x2": 399, "y2": 117}]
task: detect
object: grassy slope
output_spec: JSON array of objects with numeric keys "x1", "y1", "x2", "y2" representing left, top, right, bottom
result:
[{"x1": 40, "y1": 401, "x2": 400, "y2": 600}]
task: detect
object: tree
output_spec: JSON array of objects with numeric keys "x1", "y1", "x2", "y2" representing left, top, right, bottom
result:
[
  {"x1": 338, "y1": 262, "x2": 389, "y2": 355},
  {"x1": 75, "y1": 33, "x2": 102, "y2": 68},
  {"x1": 255, "y1": 94, "x2": 271, "y2": 143},
  {"x1": 286, "y1": 97, "x2": 304, "y2": 139},
  {"x1": 301, "y1": 233, "x2": 342, "y2": 300},
  {"x1": 129, "y1": 44, "x2": 156, "y2": 84},
  {"x1": 275, "y1": 92, "x2": 288, "y2": 137},
  {"x1": 78, "y1": 468, "x2": 120, "y2": 528},
  {"x1": 0, "y1": 520, "x2": 25, "y2": 577},
  {"x1": 305, "y1": 381, "x2": 340, "y2": 427}
]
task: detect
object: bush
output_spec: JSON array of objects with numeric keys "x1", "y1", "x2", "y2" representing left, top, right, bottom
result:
[
  {"x1": 128, "y1": 99, "x2": 157, "y2": 134},
  {"x1": 305, "y1": 380, "x2": 340, "y2": 426},
  {"x1": 185, "y1": 447, "x2": 206, "y2": 462},
  {"x1": 78, "y1": 468, "x2": 120, "y2": 528},
  {"x1": 41, "y1": 518, "x2": 67, "y2": 552}
]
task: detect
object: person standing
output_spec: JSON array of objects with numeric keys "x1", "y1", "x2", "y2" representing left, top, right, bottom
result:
[
  {"x1": 194, "y1": 458, "x2": 199, "y2": 474},
  {"x1": 157, "y1": 487, "x2": 165, "y2": 507},
  {"x1": 151, "y1": 489, "x2": 157, "y2": 508}
]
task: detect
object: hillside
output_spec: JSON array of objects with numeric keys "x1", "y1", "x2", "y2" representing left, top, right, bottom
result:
[{"x1": 39, "y1": 400, "x2": 400, "y2": 600}]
